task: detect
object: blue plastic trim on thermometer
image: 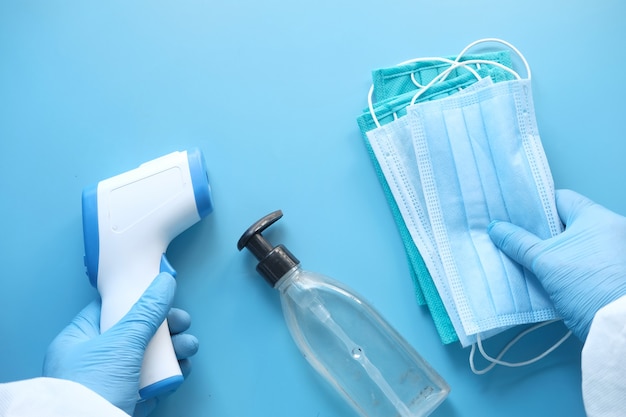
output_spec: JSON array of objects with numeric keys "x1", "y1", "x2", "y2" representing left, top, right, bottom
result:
[
  {"x1": 138, "y1": 375, "x2": 184, "y2": 399},
  {"x1": 187, "y1": 148, "x2": 213, "y2": 218},
  {"x1": 82, "y1": 184, "x2": 100, "y2": 287},
  {"x1": 160, "y1": 254, "x2": 177, "y2": 278}
]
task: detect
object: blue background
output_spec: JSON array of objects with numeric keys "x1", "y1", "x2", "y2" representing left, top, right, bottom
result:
[{"x1": 1, "y1": 1, "x2": 625, "y2": 416}]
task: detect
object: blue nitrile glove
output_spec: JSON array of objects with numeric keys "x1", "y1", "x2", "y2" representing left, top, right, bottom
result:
[
  {"x1": 488, "y1": 189, "x2": 626, "y2": 341},
  {"x1": 43, "y1": 272, "x2": 199, "y2": 416}
]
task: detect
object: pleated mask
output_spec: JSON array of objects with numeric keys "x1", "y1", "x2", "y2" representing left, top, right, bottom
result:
[
  {"x1": 408, "y1": 76, "x2": 562, "y2": 337},
  {"x1": 366, "y1": 77, "x2": 498, "y2": 348},
  {"x1": 358, "y1": 51, "x2": 517, "y2": 346}
]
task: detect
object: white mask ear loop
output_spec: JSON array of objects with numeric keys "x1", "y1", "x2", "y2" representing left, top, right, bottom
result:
[
  {"x1": 394, "y1": 56, "x2": 482, "y2": 89},
  {"x1": 456, "y1": 37, "x2": 532, "y2": 80},
  {"x1": 369, "y1": 38, "x2": 531, "y2": 129},
  {"x1": 409, "y1": 37, "x2": 531, "y2": 105},
  {"x1": 367, "y1": 56, "x2": 482, "y2": 129},
  {"x1": 366, "y1": 84, "x2": 382, "y2": 128},
  {"x1": 469, "y1": 320, "x2": 573, "y2": 375},
  {"x1": 409, "y1": 59, "x2": 522, "y2": 106}
]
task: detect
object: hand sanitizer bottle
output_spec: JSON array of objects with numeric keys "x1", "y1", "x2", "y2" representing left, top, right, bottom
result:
[{"x1": 237, "y1": 210, "x2": 450, "y2": 417}]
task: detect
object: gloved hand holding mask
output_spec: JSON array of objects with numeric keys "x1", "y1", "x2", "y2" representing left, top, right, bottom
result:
[
  {"x1": 43, "y1": 272, "x2": 199, "y2": 417},
  {"x1": 488, "y1": 189, "x2": 626, "y2": 341}
]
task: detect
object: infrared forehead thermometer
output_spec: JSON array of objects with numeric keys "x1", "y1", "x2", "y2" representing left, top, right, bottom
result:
[{"x1": 82, "y1": 148, "x2": 213, "y2": 399}]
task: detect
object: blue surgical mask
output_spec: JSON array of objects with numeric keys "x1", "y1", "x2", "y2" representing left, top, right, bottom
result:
[
  {"x1": 358, "y1": 72, "x2": 496, "y2": 345},
  {"x1": 407, "y1": 76, "x2": 562, "y2": 339},
  {"x1": 366, "y1": 77, "x2": 497, "y2": 348},
  {"x1": 357, "y1": 56, "x2": 517, "y2": 345}
]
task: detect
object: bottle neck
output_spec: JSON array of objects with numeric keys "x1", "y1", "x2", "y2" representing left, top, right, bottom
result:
[{"x1": 274, "y1": 265, "x2": 302, "y2": 292}]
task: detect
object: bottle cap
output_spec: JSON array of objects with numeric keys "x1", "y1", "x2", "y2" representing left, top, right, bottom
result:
[{"x1": 237, "y1": 210, "x2": 300, "y2": 287}]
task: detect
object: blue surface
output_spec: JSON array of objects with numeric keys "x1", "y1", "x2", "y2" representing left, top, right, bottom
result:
[{"x1": 1, "y1": 2, "x2": 624, "y2": 416}]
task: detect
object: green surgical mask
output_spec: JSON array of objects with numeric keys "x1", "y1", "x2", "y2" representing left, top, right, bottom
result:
[{"x1": 371, "y1": 50, "x2": 513, "y2": 101}]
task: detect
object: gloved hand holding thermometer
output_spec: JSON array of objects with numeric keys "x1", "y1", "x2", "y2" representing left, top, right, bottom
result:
[
  {"x1": 43, "y1": 273, "x2": 199, "y2": 417},
  {"x1": 80, "y1": 149, "x2": 213, "y2": 399},
  {"x1": 488, "y1": 189, "x2": 626, "y2": 341}
]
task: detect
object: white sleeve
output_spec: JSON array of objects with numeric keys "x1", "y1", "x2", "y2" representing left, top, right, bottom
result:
[
  {"x1": 582, "y1": 294, "x2": 626, "y2": 417},
  {"x1": 0, "y1": 377, "x2": 129, "y2": 417}
]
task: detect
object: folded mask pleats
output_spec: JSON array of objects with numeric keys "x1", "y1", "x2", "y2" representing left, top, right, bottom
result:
[{"x1": 408, "y1": 78, "x2": 561, "y2": 340}]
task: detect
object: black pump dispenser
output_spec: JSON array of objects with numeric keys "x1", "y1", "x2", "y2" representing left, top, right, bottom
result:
[{"x1": 237, "y1": 210, "x2": 300, "y2": 287}]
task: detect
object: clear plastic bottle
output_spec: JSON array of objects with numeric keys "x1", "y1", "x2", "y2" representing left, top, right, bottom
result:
[{"x1": 237, "y1": 210, "x2": 450, "y2": 417}]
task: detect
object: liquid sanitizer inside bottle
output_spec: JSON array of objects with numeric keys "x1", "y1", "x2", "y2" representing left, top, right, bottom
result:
[{"x1": 237, "y1": 210, "x2": 450, "y2": 417}]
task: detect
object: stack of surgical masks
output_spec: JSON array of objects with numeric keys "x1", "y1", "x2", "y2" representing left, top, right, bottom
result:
[{"x1": 356, "y1": 39, "x2": 570, "y2": 371}]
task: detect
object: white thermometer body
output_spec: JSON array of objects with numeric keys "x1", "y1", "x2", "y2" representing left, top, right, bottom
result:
[{"x1": 82, "y1": 148, "x2": 213, "y2": 399}]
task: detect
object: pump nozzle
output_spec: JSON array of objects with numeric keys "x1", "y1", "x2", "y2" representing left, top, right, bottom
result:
[{"x1": 237, "y1": 210, "x2": 300, "y2": 287}]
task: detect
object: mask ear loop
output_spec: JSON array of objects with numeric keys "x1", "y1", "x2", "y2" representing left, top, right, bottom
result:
[
  {"x1": 406, "y1": 58, "x2": 481, "y2": 89},
  {"x1": 469, "y1": 320, "x2": 573, "y2": 375},
  {"x1": 366, "y1": 85, "x2": 381, "y2": 128},
  {"x1": 455, "y1": 37, "x2": 531, "y2": 80},
  {"x1": 395, "y1": 56, "x2": 481, "y2": 89},
  {"x1": 410, "y1": 59, "x2": 522, "y2": 106},
  {"x1": 409, "y1": 37, "x2": 531, "y2": 105},
  {"x1": 369, "y1": 38, "x2": 531, "y2": 129},
  {"x1": 367, "y1": 57, "x2": 482, "y2": 129}
]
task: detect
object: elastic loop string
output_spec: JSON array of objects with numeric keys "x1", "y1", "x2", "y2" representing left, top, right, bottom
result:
[
  {"x1": 409, "y1": 62, "x2": 480, "y2": 106},
  {"x1": 401, "y1": 57, "x2": 482, "y2": 89},
  {"x1": 367, "y1": 38, "x2": 530, "y2": 129},
  {"x1": 407, "y1": 37, "x2": 530, "y2": 105},
  {"x1": 367, "y1": 56, "x2": 476, "y2": 129},
  {"x1": 469, "y1": 320, "x2": 573, "y2": 375},
  {"x1": 410, "y1": 59, "x2": 522, "y2": 105},
  {"x1": 368, "y1": 57, "x2": 487, "y2": 127},
  {"x1": 456, "y1": 38, "x2": 532, "y2": 80},
  {"x1": 367, "y1": 84, "x2": 382, "y2": 128}
]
